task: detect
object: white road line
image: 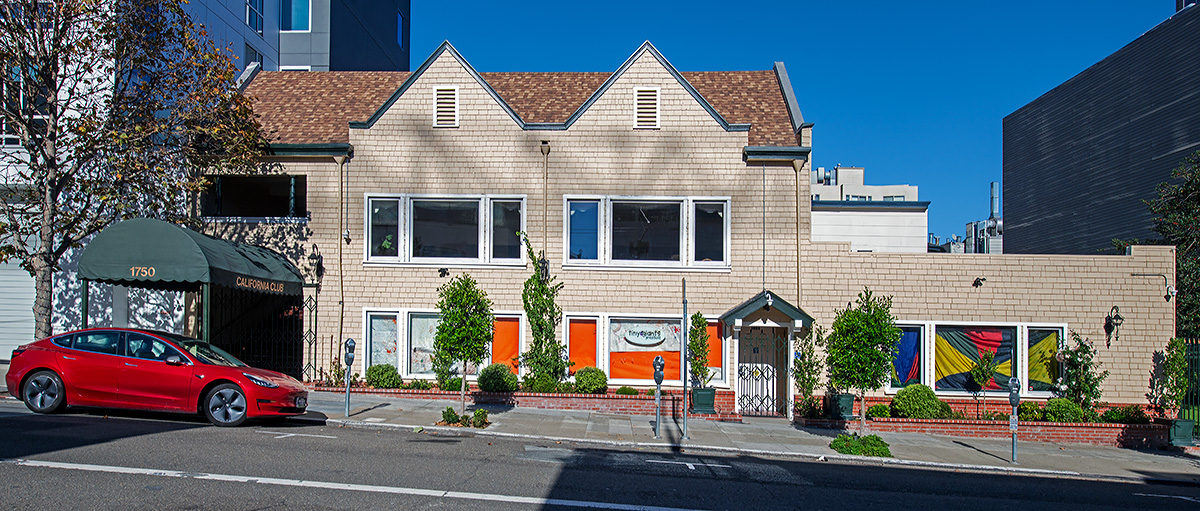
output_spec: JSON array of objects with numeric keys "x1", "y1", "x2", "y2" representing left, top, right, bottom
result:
[
  {"x1": 256, "y1": 430, "x2": 338, "y2": 439},
  {"x1": 645, "y1": 460, "x2": 732, "y2": 470},
  {"x1": 1134, "y1": 492, "x2": 1200, "y2": 503},
  {"x1": 4, "y1": 459, "x2": 707, "y2": 511}
]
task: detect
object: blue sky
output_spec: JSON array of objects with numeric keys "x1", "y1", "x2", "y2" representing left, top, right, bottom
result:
[{"x1": 410, "y1": 1, "x2": 1177, "y2": 240}]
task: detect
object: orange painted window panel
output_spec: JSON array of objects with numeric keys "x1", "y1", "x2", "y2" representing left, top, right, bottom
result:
[
  {"x1": 492, "y1": 317, "x2": 520, "y2": 373},
  {"x1": 569, "y1": 319, "x2": 597, "y2": 372},
  {"x1": 705, "y1": 322, "x2": 723, "y2": 368},
  {"x1": 610, "y1": 351, "x2": 680, "y2": 380}
]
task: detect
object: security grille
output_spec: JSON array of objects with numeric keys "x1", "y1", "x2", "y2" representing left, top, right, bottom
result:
[
  {"x1": 208, "y1": 285, "x2": 303, "y2": 379},
  {"x1": 738, "y1": 328, "x2": 787, "y2": 416}
]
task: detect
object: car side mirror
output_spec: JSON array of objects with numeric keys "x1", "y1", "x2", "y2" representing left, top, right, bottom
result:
[{"x1": 165, "y1": 355, "x2": 184, "y2": 366}]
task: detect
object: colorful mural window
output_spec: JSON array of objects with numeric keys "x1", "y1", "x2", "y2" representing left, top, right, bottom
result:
[
  {"x1": 1027, "y1": 328, "x2": 1062, "y2": 392},
  {"x1": 891, "y1": 325, "x2": 922, "y2": 388},
  {"x1": 934, "y1": 325, "x2": 1015, "y2": 391},
  {"x1": 368, "y1": 313, "x2": 398, "y2": 369},
  {"x1": 608, "y1": 318, "x2": 681, "y2": 380}
]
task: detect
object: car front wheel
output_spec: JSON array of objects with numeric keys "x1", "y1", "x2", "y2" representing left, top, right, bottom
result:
[
  {"x1": 203, "y1": 383, "x2": 248, "y2": 427},
  {"x1": 23, "y1": 370, "x2": 66, "y2": 414}
]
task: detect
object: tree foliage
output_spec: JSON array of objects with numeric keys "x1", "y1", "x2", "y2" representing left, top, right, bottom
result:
[
  {"x1": 686, "y1": 312, "x2": 712, "y2": 387},
  {"x1": 1146, "y1": 151, "x2": 1200, "y2": 337},
  {"x1": 0, "y1": 0, "x2": 270, "y2": 338},
  {"x1": 1149, "y1": 338, "x2": 1190, "y2": 417},
  {"x1": 826, "y1": 287, "x2": 900, "y2": 427},
  {"x1": 792, "y1": 324, "x2": 825, "y2": 418},
  {"x1": 434, "y1": 273, "x2": 494, "y2": 413},
  {"x1": 517, "y1": 233, "x2": 571, "y2": 385},
  {"x1": 1056, "y1": 332, "x2": 1108, "y2": 412}
]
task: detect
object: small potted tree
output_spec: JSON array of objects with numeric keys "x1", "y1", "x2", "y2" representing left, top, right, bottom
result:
[
  {"x1": 687, "y1": 312, "x2": 717, "y2": 414},
  {"x1": 1154, "y1": 338, "x2": 1194, "y2": 446},
  {"x1": 825, "y1": 288, "x2": 900, "y2": 429}
]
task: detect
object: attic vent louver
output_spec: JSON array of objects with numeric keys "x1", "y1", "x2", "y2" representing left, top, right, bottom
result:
[
  {"x1": 635, "y1": 88, "x2": 659, "y2": 129},
  {"x1": 434, "y1": 87, "x2": 458, "y2": 127}
]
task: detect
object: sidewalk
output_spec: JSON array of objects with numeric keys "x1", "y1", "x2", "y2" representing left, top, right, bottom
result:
[{"x1": 303, "y1": 390, "x2": 1200, "y2": 486}]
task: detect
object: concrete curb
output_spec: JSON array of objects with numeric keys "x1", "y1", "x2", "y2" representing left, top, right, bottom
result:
[{"x1": 292, "y1": 415, "x2": 1199, "y2": 487}]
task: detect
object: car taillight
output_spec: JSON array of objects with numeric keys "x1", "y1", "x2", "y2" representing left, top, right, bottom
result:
[{"x1": 11, "y1": 348, "x2": 24, "y2": 359}]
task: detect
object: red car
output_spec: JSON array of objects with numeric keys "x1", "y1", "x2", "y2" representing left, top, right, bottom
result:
[{"x1": 5, "y1": 328, "x2": 308, "y2": 427}]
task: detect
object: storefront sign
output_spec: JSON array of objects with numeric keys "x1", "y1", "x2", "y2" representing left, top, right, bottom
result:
[{"x1": 609, "y1": 318, "x2": 681, "y2": 352}]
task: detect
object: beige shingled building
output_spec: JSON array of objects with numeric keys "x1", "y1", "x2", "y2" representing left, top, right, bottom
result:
[{"x1": 224, "y1": 41, "x2": 1175, "y2": 417}]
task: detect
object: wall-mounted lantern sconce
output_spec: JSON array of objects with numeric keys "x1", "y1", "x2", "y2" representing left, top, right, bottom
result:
[
  {"x1": 973, "y1": 277, "x2": 986, "y2": 288},
  {"x1": 1103, "y1": 305, "x2": 1124, "y2": 348},
  {"x1": 1131, "y1": 273, "x2": 1176, "y2": 301},
  {"x1": 307, "y1": 243, "x2": 322, "y2": 267}
]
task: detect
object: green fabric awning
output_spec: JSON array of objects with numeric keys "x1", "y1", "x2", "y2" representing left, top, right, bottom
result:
[{"x1": 78, "y1": 218, "x2": 303, "y2": 296}]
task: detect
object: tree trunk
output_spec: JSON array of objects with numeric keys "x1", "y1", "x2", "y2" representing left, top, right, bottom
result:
[
  {"x1": 32, "y1": 254, "x2": 53, "y2": 340},
  {"x1": 460, "y1": 368, "x2": 468, "y2": 418},
  {"x1": 859, "y1": 391, "x2": 867, "y2": 433}
]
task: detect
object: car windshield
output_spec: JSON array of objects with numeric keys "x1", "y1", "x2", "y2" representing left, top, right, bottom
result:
[{"x1": 177, "y1": 340, "x2": 248, "y2": 368}]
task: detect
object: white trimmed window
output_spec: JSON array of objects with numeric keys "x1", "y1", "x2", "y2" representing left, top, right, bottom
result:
[
  {"x1": 564, "y1": 196, "x2": 730, "y2": 268},
  {"x1": 366, "y1": 194, "x2": 524, "y2": 264},
  {"x1": 634, "y1": 87, "x2": 659, "y2": 129},
  {"x1": 433, "y1": 87, "x2": 459, "y2": 127}
]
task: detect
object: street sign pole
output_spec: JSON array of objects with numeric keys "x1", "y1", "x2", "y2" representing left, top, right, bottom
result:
[{"x1": 681, "y1": 278, "x2": 689, "y2": 440}]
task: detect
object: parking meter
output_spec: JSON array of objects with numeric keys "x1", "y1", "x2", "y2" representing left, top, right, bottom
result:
[
  {"x1": 653, "y1": 356, "x2": 665, "y2": 438},
  {"x1": 1008, "y1": 376, "x2": 1021, "y2": 463},
  {"x1": 344, "y1": 338, "x2": 356, "y2": 417},
  {"x1": 1008, "y1": 377, "x2": 1021, "y2": 408}
]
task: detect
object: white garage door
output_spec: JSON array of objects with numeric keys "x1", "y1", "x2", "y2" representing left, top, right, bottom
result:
[{"x1": 0, "y1": 262, "x2": 36, "y2": 361}]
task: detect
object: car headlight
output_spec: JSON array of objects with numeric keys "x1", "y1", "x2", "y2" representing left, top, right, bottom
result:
[{"x1": 243, "y1": 373, "x2": 279, "y2": 388}]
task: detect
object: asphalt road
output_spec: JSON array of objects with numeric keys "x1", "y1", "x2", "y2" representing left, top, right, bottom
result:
[{"x1": 1, "y1": 399, "x2": 1199, "y2": 510}]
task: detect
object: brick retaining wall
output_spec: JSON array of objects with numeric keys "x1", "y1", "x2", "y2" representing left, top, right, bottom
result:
[{"x1": 794, "y1": 416, "x2": 1168, "y2": 448}]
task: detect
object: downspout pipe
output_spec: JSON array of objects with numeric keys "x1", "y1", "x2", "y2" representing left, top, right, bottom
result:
[{"x1": 334, "y1": 155, "x2": 348, "y2": 369}]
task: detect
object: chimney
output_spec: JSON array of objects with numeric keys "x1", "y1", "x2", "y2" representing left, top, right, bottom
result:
[{"x1": 989, "y1": 181, "x2": 1001, "y2": 219}]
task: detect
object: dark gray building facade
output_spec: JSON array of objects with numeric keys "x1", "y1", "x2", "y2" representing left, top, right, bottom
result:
[
  {"x1": 1002, "y1": 4, "x2": 1200, "y2": 254},
  {"x1": 280, "y1": 0, "x2": 410, "y2": 71}
]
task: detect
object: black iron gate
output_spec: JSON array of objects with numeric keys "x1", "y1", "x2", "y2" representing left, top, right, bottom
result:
[
  {"x1": 301, "y1": 290, "x2": 319, "y2": 381},
  {"x1": 738, "y1": 327, "x2": 787, "y2": 416},
  {"x1": 1185, "y1": 338, "x2": 1200, "y2": 437},
  {"x1": 208, "y1": 284, "x2": 304, "y2": 379}
]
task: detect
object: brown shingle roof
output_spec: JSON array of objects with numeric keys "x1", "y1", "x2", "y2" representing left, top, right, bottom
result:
[
  {"x1": 247, "y1": 68, "x2": 800, "y2": 147},
  {"x1": 245, "y1": 71, "x2": 409, "y2": 145}
]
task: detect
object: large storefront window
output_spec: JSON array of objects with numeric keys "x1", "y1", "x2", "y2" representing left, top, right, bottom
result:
[
  {"x1": 891, "y1": 325, "x2": 922, "y2": 388},
  {"x1": 408, "y1": 313, "x2": 439, "y2": 374},
  {"x1": 368, "y1": 313, "x2": 399, "y2": 368},
  {"x1": 1027, "y1": 328, "x2": 1062, "y2": 392},
  {"x1": 934, "y1": 325, "x2": 1015, "y2": 392},
  {"x1": 608, "y1": 318, "x2": 682, "y2": 380}
]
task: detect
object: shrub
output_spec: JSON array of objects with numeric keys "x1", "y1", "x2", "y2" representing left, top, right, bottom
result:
[
  {"x1": 615, "y1": 386, "x2": 638, "y2": 396},
  {"x1": 472, "y1": 409, "x2": 489, "y2": 427},
  {"x1": 574, "y1": 366, "x2": 608, "y2": 394},
  {"x1": 982, "y1": 410, "x2": 1010, "y2": 421},
  {"x1": 891, "y1": 384, "x2": 950, "y2": 419},
  {"x1": 866, "y1": 404, "x2": 891, "y2": 419},
  {"x1": 1057, "y1": 332, "x2": 1108, "y2": 411},
  {"x1": 524, "y1": 373, "x2": 560, "y2": 393},
  {"x1": 687, "y1": 312, "x2": 713, "y2": 387},
  {"x1": 442, "y1": 407, "x2": 460, "y2": 424},
  {"x1": 365, "y1": 364, "x2": 404, "y2": 389},
  {"x1": 441, "y1": 377, "x2": 465, "y2": 392},
  {"x1": 795, "y1": 396, "x2": 823, "y2": 419},
  {"x1": 1044, "y1": 398, "x2": 1087, "y2": 423},
  {"x1": 1017, "y1": 401, "x2": 1044, "y2": 421},
  {"x1": 404, "y1": 379, "x2": 433, "y2": 390},
  {"x1": 829, "y1": 433, "x2": 893, "y2": 457},
  {"x1": 478, "y1": 363, "x2": 519, "y2": 392},
  {"x1": 1101, "y1": 404, "x2": 1150, "y2": 424}
]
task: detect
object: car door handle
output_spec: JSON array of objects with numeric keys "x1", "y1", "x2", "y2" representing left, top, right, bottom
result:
[
  {"x1": 125, "y1": 362, "x2": 137, "y2": 367},
  {"x1": 62, "y1": 356, "x2": 75, "y2": 360}
]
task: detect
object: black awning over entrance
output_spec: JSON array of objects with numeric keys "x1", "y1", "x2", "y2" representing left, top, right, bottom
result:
[
  {"x1": 79, "y1": 218, "x2": 302, "y2": 295},
  {"x1": 77, "y1": 218, "x2": 306, "y2": 378}
]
